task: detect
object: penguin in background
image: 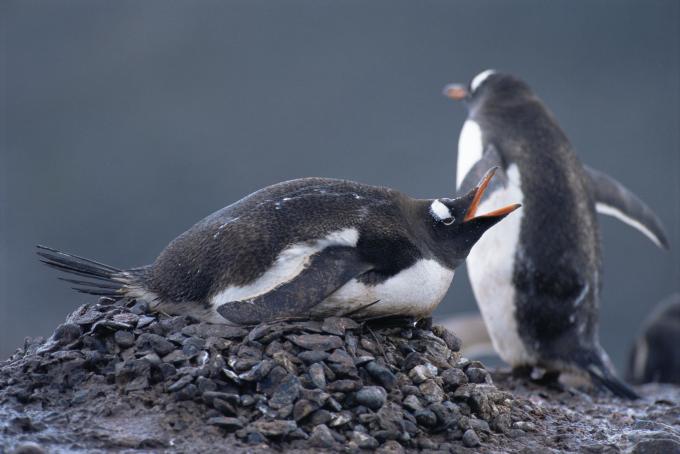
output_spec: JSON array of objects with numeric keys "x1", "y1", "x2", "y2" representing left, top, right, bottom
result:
[
  {"x1": 443, "y1": 70, "x2": 669, "y2": 399},
  {"x1": 628, "y1": 293, "x2": 680, "y2": 385},
  {"x1": 38, "y1": 172, "x2": 519, "y2": 326}
]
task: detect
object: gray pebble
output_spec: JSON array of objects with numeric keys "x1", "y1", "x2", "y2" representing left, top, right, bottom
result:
[
  {"x1": 462, "y1": 429, "x2": 481, "y2": 447},
  {"x1": 355, "y1": 386, "x2": 387, "y2": 410}
]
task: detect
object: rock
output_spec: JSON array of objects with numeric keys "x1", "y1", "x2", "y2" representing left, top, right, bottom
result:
[
  {"x1": 269, "y1": 374, "x2": 301, "y2": 409},
  {"x1": 366, "y1": 361, "x2": 397, "y2": 389},
  {"x1": 11, "y1": 442, "x2": 46, "y2": 454},
  {"x1": 377, "y1": 440, "x2": 405, "y2": 454},
  {"x1": 293, "y1": 399, "x2": 319, "y2": 421},
  {"x1": 466, "y1": 367, "x2": 492, "y2": 384},
  {"x1": 321, "y1": 317, "x2": 359, "y2": 336},
  {"x1": 631, "y1": 438, "x2": 680, "y2": 454},
  {"x1": 414, "y1": 409, "x2": 437, "y2": 427},
  {"x1": 288, "y1": 334, "x2": 343, "y2": 351},
  {"x1": 356, "y1": 386, "x2": 387, "y2": 410},
  {"x1": 408, "y1": 364, "x2": 437, "y2": 384},
  {"x1": 462, "y1": 429, "x2": 481, "y2": 447},
  {"x1": 181, "y1": 323, "x2": 247, "y2": 339},
  {"x1": 441, "y1": 367, "x2": 469, "y2": 388},
  {"x1": 239, "y1": 360, "x2": 273, "y2": 382},
  {"x1": 298, "y1": 350, "x2": 330, "y2": 364},
  {"x1": 114, "y1": 330, "x2": 135, "y2": 348},
  {"x1": 208, "y1": 416, "x2": 244, "y2": 431},
  {"x1": 350, "y1": 430, "x2": 379, "y2": 449},
  {"x1": 249, "y1": 420, "x2": 297, "y2": 437},
  {"x1": 309, "y1": 362, "x2": 326, "y2": 389},
  {"x1": 419, "y1": 379, "x2": 444, "y2": 403},
  {"x1": 136, "y1": 333, "x2": 175, "y2": 356},
  {"x1": 402, "y1": 394, "x2": 423, "y2": 412},
  {"x1": 167, "y1": 374, "x2": 193, "y2": 392},
  {"x1": 308, "y1": 424, "x2": 336, "y2": 448},
  {"x1": 431, "y1": 325, "x2": 462, "y2": 352},
  {"x1": 327, "y1": 379, "x2": 361, "y2": 392}
]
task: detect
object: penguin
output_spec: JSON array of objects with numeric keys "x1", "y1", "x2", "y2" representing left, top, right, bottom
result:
[
  {"x1": 627, "y1": 293, "x2": 680, "y2": 385},
  {"x1": 38, "y1": 172, "x2": 520, "y2": 325},
  {"x1": 443, "y1": 70, "x2": 669, "y2": 399}
]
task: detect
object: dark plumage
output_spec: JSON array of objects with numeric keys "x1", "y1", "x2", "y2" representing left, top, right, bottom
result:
[
  {"x1": 444, "y1": 70, "x2": 668, "y2": 399},
  {"x1": 40, "y1": 174, "x2": 518, "y2": 325}
]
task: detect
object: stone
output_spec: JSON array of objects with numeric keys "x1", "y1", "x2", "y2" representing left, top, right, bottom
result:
[
  {"x1": 462, "y1": 429, "x2": 481, "y2": 447},
  {"x1": 327, "y1": 379, "x2": 361, "y2": 392},
  {"x1": 114, "y1": 330, "x2": 135, "y2": 348},
  {"x1": 309, "y1": 362, "x2": 326, "y2": 389},
  {"x1": 269, "y1": 374, "x2": 301, "y2": 409},
  {"x1": 249, "y1": 420, "x2": 297, "y2": 437},
  {"x1": 431, "y1": 325, "x2": 462, "y2": 352},
  {"x1": 350, "y1": 430, "x2": 379, "y2": 449},
  {"x1": 414, "y1": 409, "x2": 437, "y2": 427},
  {"x1": 402, "y1": 394, "x2": 423, "y2": 412},
  {"x1": 408, "y1": 364, "x2": 436, "y2": 384},
  {"x1": 308, "y1": 424, "x2": 336, "y2": 448},
  {"x1": 208, "y1": 416, "x2": 243, "y2": 431},
  {"x1": 288, "y1": 334, "x2": 343, "y2": 351},
  {"x1": 419, "y1": 379, "x2": 444, "y2": 403},
  {"x1": 181, "y1": 323, "x2": 247, "y2": 339},
  {"x1": 366, "y1": 361, "x2": 397, "y2": 389},
  {"x1": 355, "y1": 386, "x2": 387, "y2": 410},
  {"x1": 631, "y1": 438, "x2": 680, "y2": 454},
  {"x1": 239, "y1": 360, "x2": 273, "y2": 382},
  {"x1": 297, "y1": 350, "x2": 330, "y2": 364},
  {"x1": 293, "y1": 399, "x2": 319, "y2": 421},
  {"x1": 136, "y1": 333, "x2": 175, "y2": 356},
  {"x1": 321, "y1": 317, "x2": 359, "y2": 336},
  {"x1": 377, "y1": 440, "x2": 405, "y2": 454},
  {"x1": 441, "y1": 367, "x2": 469, "y2": 388},
  {"x1": 466, "y1": 367, "x2": 492, "y2": 384},
  {"x1": 167, "y1": 374, "x2": 193, "y2": 392}
]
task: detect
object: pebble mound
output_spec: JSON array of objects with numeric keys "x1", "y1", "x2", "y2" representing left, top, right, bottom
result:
[{"x1": 1, "y1": 299, "x2": 539, "y2": 452}]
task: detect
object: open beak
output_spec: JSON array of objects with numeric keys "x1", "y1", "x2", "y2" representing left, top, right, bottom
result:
[
  {"x1": 443, "y1": 83, "x2": 469, "y2": 101},
  {"x1": 464, "y1": 167, "x2": 521, "y2": 222}
]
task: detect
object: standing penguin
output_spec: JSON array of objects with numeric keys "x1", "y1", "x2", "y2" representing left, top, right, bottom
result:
[
  {"x1": 443, "y1": 70, "x2": 669, "y2": 399},
  {"x1": 39, "y1": 173, "x2": 519, "y2": 326}
]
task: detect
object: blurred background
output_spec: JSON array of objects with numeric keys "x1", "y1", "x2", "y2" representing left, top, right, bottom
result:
[{"x1": 1, "y1": 0, "x2": 678, "y2": 372}]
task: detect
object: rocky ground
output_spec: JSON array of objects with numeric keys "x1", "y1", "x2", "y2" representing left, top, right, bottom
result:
[{"x1": 1, "y1": 299, "x2": 679, "y2": 453}]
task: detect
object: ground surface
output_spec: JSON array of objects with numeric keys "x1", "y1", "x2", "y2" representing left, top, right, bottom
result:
[{"x1": 1, "y1": 300, "x2": 678, "y2": 453}]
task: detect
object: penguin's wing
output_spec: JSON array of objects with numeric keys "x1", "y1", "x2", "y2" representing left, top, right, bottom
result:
[
  {"x1": 585, "y1": 166, "x2": 669, "y2": 249},
  {"x1": 457, "y1": 143, "x2": 507, "y2": 195},
  {"x1": 216, "y1": 246, "x2": 372, "y2": 324}
]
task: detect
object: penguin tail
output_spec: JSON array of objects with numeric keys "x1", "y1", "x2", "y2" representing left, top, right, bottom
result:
[
  {"x1": 36, "y1": 245, "x2": 139, "y2": 300},
  {"x1": 580, "y1": 349, "x2": 640, "y2": 400}
]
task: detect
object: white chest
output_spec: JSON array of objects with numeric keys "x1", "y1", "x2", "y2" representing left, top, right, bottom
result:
[
  {"x1": 457, "y1": 119, "x2": 484, "y2": 189},
  {"x1": 313, "y1": 259, "x2": 455, "y2": 319},
  {"x1": 465, "y1": 165, "x2": 535, "y2": 366}
]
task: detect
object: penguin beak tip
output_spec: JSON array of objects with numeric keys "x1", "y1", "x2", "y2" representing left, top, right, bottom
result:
[{"x1": 443, "y1": 83, "x2": 468, "y2": 101}]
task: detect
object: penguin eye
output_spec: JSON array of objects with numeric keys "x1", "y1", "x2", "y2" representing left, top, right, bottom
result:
[{"x1": 442, "y1": 217, "x2": 455, "y2": 226}]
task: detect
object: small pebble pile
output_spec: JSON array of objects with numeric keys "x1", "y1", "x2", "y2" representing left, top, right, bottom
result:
[{"x1": 1, "y1": 299, "x2": 539, "y2": 452}]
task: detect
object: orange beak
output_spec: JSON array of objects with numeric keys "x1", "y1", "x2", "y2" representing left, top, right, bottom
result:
[
  {"x1": 464, "y1": 167, "x2": 522, "y2": 222},
  {"x1": 443, "y1": 83, "x2": 469, "y2": 101}
]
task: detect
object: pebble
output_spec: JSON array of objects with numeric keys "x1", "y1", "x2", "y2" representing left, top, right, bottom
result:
[
  {"x1": 355, "y1": 386, "x2": 387, "y2": 410},
  {"x1": 114, "y1": 330, "x2": 135, "y2": 348},
  {"x1": 308, "y1": 362, "x2": 326, "y2": 389},
  {"x1": 462, "y1": 429, "x2": 481, "y2": 447},
  {"x1": 289, "y1": 334, "x2": 344, "y2": 351},
  {"x1": 208, "y1": 416, "x2": 244, "y2": 431},
  {"x1": 308, "y1": 424, "x2": 336, "y2": 448},
  {"x1": 408, "y1": 364, "x2": 437, "y2": 384}
]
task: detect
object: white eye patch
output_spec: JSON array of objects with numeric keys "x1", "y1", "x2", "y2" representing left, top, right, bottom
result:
[
  {"x1": 430, "y1": 199, "x2": 453, "y2": 222},
  {"x1": 470, "y1": 69, "x2": 496, "y2": 92}
]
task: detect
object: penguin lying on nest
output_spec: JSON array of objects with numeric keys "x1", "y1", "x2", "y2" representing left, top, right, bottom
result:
[
  {"x1": 443, "y1": 70, "x2": 669, "y2": 399},
  {"x1": 38, "y1": 170, "x2": 519, "y2": 326}
]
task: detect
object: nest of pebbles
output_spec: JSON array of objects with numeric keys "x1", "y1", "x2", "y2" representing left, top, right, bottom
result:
[{"x1": 1, "y1": 299, "x2": 539, "y2": 452}]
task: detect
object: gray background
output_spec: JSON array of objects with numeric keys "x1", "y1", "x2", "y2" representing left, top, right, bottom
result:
[{"x1": 1, "y1": 0, "x2": 678, "y2": 372}]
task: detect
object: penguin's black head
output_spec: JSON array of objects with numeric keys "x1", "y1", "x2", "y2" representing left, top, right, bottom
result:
[
  {"x1": 428, "y1": 167, "x2": 521, "y2": 267},
  {"x1": 442, "y1": 69, "x2": 533, "y2": 110}
]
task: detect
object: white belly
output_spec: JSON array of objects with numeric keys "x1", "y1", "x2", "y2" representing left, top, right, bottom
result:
[
  {"x1": 312, "y1": 259, "x2": 455, "y2": 319},
  {"x1": 466, "y1": 164, "x2": 535, "y2": 366}
]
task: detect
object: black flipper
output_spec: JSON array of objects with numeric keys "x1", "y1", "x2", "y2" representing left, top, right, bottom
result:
[
  {"x1": 457, "y1": 144, "x2": 507, "y2": 195},
  {"x1": 585, "y1": 166, "x2": 669, "y2": 249},
  {"x1": 216, "y1": 246, "x2": 372, "y2": 325}
]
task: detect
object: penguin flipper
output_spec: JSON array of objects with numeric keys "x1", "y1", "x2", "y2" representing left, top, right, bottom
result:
[
  {"x1": 585, "y1": 166, "x2": 669, "y2": 249},
  {"x1": 458, "y1": 144, "x2": 506, "y2": 195},
  {"x1": 216, "y1": 246, "x2": 372, "y2": 325}
]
